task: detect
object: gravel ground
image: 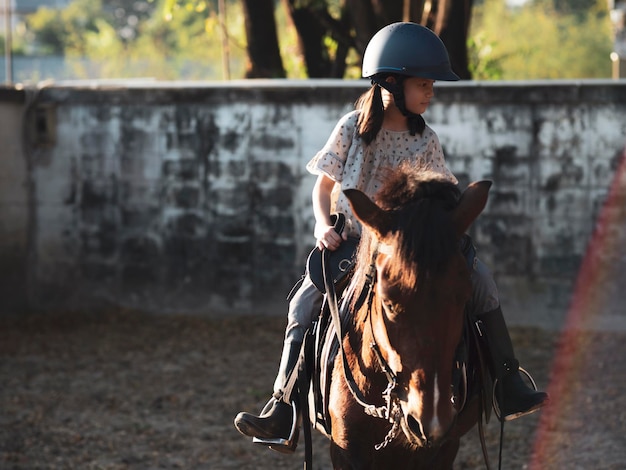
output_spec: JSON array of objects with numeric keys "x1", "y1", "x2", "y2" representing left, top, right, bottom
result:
[{"x1": 1, "y1": 308, "x2": 625, "y2": 469}]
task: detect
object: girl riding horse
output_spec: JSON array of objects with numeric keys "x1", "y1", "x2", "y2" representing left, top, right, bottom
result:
[{"x1": 234, "y1": 22, "x2": 548, "y2": 453}]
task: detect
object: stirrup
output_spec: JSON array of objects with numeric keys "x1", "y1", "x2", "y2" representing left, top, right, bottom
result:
[
  {"x1": 252, "y1": 400, "x2": 299, "y2": 453},
  {"x1": 492, "y1": 366, "x2": 538, "y2": 421}
]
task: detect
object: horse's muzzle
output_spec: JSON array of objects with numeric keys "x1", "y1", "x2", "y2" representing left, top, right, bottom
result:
[{"x1": 403, "y1": 410, "x2": 456, "y2": 448}]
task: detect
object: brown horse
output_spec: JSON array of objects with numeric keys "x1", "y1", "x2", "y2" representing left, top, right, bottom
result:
[{"x1": 323, "y1": 166, "x2": 492, "y2": 469}]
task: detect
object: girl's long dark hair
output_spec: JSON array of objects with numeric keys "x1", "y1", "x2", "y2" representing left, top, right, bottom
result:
[
  {"x1": 355, "y1": 85, "x2": 384, "y2": 146},
  {"x1": 355, "y1": 76, "x2": 426, "y2": 145}
]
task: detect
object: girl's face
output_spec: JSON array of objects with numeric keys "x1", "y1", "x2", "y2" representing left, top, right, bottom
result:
[{"x1": 402, "y1": 77, "x2": 435, "y2": 115}]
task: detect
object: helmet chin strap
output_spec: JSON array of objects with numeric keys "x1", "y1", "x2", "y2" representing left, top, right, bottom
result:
[{"x1": 371, "y1": 76, "x2": 424, "y2": 136}]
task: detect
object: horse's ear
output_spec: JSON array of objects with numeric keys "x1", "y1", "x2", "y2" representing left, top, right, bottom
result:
[
  {"x1": 452, "y1": 180, "x2": 492, "y2": 236},
  {"x1": 344, "y1": 188, "x2": 394, "y2": 237}
]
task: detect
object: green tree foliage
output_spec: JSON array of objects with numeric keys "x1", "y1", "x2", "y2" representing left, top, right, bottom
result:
[
  {"x1": 26, "y1": 0, "x2": 104, "y2": 56},
  {"x1": 19, "y1": 0, "x2": 248, "y2": 79},
  {"x1": 469, "y1": 0, "x2": 613, "y2": 79}
]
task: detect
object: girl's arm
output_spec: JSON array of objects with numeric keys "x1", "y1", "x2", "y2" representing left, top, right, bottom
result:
[{"x1": 312, "y1": 174, "x2": 346, "y2": 251}]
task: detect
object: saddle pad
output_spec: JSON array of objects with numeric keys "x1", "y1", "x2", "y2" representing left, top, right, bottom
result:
[{"x1": 311, "y1": 282, "x2": 362, "y2": 435}]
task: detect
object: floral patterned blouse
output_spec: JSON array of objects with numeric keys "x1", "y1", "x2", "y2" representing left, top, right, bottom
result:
[{"x1": 306, "y1": 110, "x2": 457, "y2": 237}]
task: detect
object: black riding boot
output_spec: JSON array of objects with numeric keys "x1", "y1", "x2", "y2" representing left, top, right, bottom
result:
[
  {"x1": 233, "y1": 341, "x2": 301, "y2": 452},
  {"x1": 477, "y1": 307, "x2": 549, "y2": 421}
]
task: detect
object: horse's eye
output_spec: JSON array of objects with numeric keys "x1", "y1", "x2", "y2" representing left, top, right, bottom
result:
[{"x1": 383, "y1": 301, "x2": 402, "y2": 320}]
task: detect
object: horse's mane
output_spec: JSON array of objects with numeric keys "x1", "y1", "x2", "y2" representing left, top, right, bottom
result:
[{"x1": 350, "y1": 164, "x2": 461, "y2": 312}]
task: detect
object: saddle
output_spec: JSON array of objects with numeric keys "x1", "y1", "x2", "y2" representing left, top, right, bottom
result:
[{"x1": 306, "y1": 213, "x2": 359, "y2": 294}]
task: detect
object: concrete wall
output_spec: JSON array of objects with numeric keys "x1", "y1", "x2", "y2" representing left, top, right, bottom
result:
[
  {"x1": 0, "y1": 88, "x2": 30, "y2": 312},
  {"x1": 1, "y1": 80, "x2": 625, "y2": 327}
]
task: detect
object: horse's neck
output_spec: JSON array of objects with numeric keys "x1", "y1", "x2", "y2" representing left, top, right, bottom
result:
[{"x1": 344, "y1": 300, "x2": 387, "y2": 395}]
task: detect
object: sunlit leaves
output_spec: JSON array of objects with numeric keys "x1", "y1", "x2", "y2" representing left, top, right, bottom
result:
[{"x1": 470, "y1": 0, "x2": 613, "y2": 79}]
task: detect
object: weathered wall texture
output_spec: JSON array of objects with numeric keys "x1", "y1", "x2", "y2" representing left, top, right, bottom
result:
[
  {"x1": 1, "y1": 80, "x2": 625, "y2": 325},
  {"x1": 0, "y1": 89, "x2": 30, "y2": 313}
]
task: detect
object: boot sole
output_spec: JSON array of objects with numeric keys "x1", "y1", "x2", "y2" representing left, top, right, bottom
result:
[
  {"x1": 257, "y1": 427, "x2": 299, "y2": 454},
  {"x1": 504, "y1": 399, "x2": 548, "y2": 421},
  {"x1": 269, "y1": 441, "x2": 297, "y2": 454}
]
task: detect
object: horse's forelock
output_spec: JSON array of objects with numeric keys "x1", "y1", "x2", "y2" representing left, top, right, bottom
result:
[
  {"x1": 391, "y1": 199, "x2": 457, "y2": 289},
  {"x1": 350, "y1": 168, "x2": 461, "y2": 305}
]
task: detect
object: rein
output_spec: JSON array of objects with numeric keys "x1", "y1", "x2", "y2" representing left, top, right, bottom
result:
[{"x1": 323, "y1": 245, "x2": 403, "y2": 450}]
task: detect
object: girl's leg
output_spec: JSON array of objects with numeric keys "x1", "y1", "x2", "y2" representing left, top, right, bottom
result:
[
  {"x1": 471, "y1": 258, "x2": 549, "y2": 421},
  {"x1": 234, "y1": 275, "x2": 323, "y2": 449}
]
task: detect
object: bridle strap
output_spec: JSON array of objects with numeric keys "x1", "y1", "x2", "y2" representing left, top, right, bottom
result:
[
  {"x1": 323, "y1": 248, "x2": 375, "y2": 410},
  {"x1": 323, "y1": 245, "x2": 399, "y2": 424},
  {"x1": 370, "y1": 339, "x2": 398, "y2": 388}
]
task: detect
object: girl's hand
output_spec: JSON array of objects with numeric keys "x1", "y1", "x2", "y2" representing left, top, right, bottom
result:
[{"x1": 314, "y1": 222, "x2": 347, "y2": 251}]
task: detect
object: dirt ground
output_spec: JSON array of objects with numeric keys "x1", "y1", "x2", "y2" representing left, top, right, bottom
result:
[{"x1": 1, "y1": 308, "x2": 625, "y2": 470}]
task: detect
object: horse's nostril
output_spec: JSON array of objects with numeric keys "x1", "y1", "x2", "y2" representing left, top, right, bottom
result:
[{"x1": 406, "y1": 414, "x2": 425, "y2": 441}]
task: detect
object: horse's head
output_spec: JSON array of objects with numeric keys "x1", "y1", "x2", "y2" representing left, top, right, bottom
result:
[{"x1": 344, "y1": 167, "x2": 491, "y2": 448}]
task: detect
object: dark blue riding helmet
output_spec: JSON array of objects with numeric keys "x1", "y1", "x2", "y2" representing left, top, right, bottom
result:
[{"x1": 362, "y1": 22, "x2": 459, "y2": 81}]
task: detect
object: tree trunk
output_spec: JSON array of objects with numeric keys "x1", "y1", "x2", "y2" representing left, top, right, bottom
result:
[
  {"x1": 284, "y1": 1, "x2": 331, "y2": 78},
  {"x1": 425, "y1": 0, "x2": 473, "y2": 80},
  {"x1": 241, "y1": 0, "x2": 285, "y2": 78},
  {"x1": 347, "y1": 0, "x2": 413, "y2": 53},
  {"x1": 241, "y1": 0, "x2": 473, "y2": 80}
]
